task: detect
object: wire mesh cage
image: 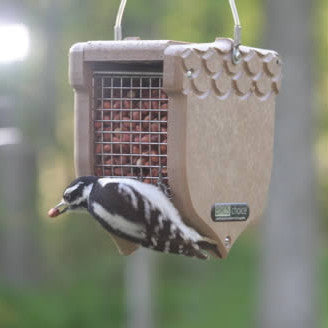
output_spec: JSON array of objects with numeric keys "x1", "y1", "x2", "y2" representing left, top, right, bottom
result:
[
  {"x1": 69, "y1": 1, "x2": 282, "y2": 258},
  {"x1": 93, "y1": 71, "x2": 169, "y2": 188}
]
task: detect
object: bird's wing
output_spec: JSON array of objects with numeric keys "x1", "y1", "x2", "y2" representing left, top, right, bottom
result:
[
  {"x1": 88, "y1": 181, "x2": 148, "y2": 243},
  {"x1": 90, "y1": 179, "x2": 210, "y2": 259}
]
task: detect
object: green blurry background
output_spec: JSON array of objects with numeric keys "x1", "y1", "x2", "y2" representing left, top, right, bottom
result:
[{"x1": 0, "y1": 1, "x2": 327, "y2": 327}]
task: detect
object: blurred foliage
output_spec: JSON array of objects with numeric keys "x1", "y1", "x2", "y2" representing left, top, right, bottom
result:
[
  {"x1": 315, "y1": 0, "x2": 328, "y2": 234},
  {"x1": 0, "y1": 0, "x2": 327, "y2": 327},
  {"x1": 0, "y1": 235, "x2": 259, "y2": 328}
]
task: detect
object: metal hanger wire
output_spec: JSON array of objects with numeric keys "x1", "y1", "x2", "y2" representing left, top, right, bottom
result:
[
  {"x1": 114, "y1": 0, "x2": 127, "y2": 41},
  {"x1": 114, "y1": 0, "x2": 242, "y2": 63}
]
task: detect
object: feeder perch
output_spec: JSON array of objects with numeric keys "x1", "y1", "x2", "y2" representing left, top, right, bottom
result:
[{"x1": 69, "y1": 0, "x2": 282, "y2": 258}]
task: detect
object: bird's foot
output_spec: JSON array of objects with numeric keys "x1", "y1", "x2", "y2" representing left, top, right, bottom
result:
[{"x1": 157, "y1": 165, "x2": 172, "y2": 198}]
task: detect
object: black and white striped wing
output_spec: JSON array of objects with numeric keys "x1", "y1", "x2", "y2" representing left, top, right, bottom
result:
[
  {"x1": 140, "y1": 204, "x2": 207, "y2": 259},
  {"x1": 88, "y1": 181, "x2": 148, "y2": 244},
  {"x1": 90, "y1": 178, "x2": 207, "y2": 259}
]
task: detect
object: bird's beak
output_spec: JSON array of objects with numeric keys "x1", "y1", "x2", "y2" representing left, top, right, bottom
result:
[
  {"x1": 55, "y1": 200, "x2": 69, "y2": 214},
  {"x1": 48, "y1": 199, "x2": 69, "y2": 218}
]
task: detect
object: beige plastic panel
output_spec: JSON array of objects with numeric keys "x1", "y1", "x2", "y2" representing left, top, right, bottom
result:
[{"x1": 164, "y1": 39, "x2": 281, "y2": 258}]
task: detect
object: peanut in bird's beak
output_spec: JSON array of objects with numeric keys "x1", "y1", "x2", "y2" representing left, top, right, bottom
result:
[{"x1": 48, "y1": 200, "x2": 69, "y2": 218}]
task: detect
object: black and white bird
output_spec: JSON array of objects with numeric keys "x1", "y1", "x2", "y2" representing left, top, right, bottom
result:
[{"x1": 49, "y1": 176, "x2": 220, "y2": 260}]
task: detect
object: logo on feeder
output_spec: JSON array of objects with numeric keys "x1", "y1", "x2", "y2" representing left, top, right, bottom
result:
[{"x1": 211, "y1": 203, "x2": 249, "y2": 222}]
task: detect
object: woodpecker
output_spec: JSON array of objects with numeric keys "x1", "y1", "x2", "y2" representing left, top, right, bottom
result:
[{"x1": 48, "y1": 176, "x2": 221, "y2": 260}]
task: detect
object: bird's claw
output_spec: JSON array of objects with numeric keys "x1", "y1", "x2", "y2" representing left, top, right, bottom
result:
[{"x1": 157, "y1": 165, "x2": 172, "y2": 198}]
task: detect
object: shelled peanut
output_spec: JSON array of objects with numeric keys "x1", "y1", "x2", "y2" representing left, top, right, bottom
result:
[{"x1": 94, "y1": 86, "x2": 168, "y2": 184}]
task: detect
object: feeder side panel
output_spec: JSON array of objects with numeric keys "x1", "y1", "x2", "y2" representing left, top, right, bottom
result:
[
  {"x1": 183, "y1": 44, "x2": 281, "y2": 256},
  {"x1": 185, "y1": 94, "x2": 275, "y2": 253},
  {"x1": 164, "y1": 40, "x2": 281, "y2": 257},
  {"x1": 69, "y1": 43, "x2": 93, "y2": 176}
]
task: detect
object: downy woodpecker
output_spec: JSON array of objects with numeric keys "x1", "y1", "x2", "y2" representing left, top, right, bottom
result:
[{"x1": 49, "y1": 176, "x2": 220, "y2": 259}]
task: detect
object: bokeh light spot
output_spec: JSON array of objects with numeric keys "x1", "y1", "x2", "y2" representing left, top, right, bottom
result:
[{"x1": 0, "y1": 24, "x2": 29, "y2": 63}]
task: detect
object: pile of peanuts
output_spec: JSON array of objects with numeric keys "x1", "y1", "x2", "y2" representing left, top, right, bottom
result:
[{"x1": 94, "y1": 87, "x2": 168, "y2": 185}]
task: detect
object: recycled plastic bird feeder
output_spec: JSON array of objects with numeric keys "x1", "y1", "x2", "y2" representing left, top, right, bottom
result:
[{"x1": 69, "y1": 0, "x2": 282, "y2": 258}]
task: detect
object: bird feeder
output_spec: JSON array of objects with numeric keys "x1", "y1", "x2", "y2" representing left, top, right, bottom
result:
[{"x1": 69, "y1": 0, "x2": 282, "y2": 258}]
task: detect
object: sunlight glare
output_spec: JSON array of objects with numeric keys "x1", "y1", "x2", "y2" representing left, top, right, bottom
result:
[{"x1": 0, "y1": 24, "x2": 29, "y2": 63}]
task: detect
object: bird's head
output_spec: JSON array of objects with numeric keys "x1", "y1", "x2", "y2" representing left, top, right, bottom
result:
[{"x1": 48, "y1": 176, "x2": 98, "y2": 217}]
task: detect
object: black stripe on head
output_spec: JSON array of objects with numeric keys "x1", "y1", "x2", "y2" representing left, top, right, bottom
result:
[
  {"x1": 63, "y1": 183, "x2": 84, "y2": 203},
  {"x1": 63, "y1": 176, "x2": 97, "y2": 204}
]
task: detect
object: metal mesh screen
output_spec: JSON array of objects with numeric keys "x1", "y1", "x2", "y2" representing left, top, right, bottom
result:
[{"x1": 93, "y1": 71, "x2": 168, "y2": 187}]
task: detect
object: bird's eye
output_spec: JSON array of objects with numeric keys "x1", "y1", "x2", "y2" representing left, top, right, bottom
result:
[{"x1": 64, "y1": 193, "x2": 72, "y2": 202}]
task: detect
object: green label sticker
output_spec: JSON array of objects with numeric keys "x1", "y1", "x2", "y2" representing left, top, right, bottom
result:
[{"x1": 211, "y1": 203, "x2": 249, "y2": 222}]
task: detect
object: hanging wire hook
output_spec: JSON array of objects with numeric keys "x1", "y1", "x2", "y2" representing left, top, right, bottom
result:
[
  {"x1": 114, "y1": 0, "x2": 127, "y2": 40},
  {"x1": 229, "y1": 0, "x2": 242, "y2": 64},
  {"x1": 114, "y1": 0, "x2": 242, "y2": 63},
  {"x1": 229, "y1": 0, "x2": 241, "y2": 27}
]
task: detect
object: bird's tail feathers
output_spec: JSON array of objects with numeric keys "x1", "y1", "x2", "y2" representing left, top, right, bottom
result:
[
  {"x1": 197, "y1": 237, "x2": 221, "y2": 258},
  {"x1": 189, "y1": 244, "x2": 208, "y2": 260}
]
